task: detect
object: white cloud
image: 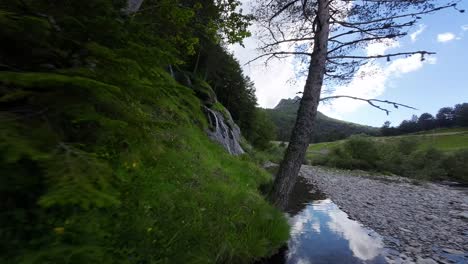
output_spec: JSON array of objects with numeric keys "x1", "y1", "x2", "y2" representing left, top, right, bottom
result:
[
  {"x1": 437, "y1": 32, "x2": 456, "y2": 43},
  {"x1": 319, "y1": 46, "x2": 436, "y2": 118},
  {"x1": 410, "y1": 24, "x2": 426, "y2": 42},
  {"x1": 231, "y1": 40, "x2": 299, "y2": 107},
  {"x1": 387, "y1": 54, "x2": 436, "y2": 76},
  {"x1": 326, "y1": 203, "x2": 384, "y2": 261},
  {"x1": 366, "y1": 39, "x2": 400, "y2": 56},
  {"x1": 462, "y1": 25, "x2": 468, "y2": 31},
  {"x1": 229, "y1": 0, "x2": 306, "y2": 108}
]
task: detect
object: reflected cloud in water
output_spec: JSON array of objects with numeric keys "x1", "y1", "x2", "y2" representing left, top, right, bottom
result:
[
  {"x1": 326, "y1": 199, "x2": 383, "y2": 261},
  {"x1": 284, "y1": 198, "x2": 386, "y2": 264},
  {"x1": 259, "y1": 178, "x2": 387, "y2": 264}
]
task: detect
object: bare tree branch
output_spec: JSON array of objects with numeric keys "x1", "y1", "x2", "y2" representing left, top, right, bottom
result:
[
  {"x1": 328, "y1": 50, "x2": 434, "y2": 60},
  {"x1": 340, "y1": 0, "x2": 426, "y2": 2},
  {"x1": 328, "y1": 20, "x2": 415, "y2": 41},
  {"x1": 245, "y1": 51, "x2": 312, "y2": 65},
  {"x1": 270, "y1": 0, "x2": 300, "y2": 21},
  {"x1": 327, "y1": 33, "x2": 406, "y2": 54},
  {"x1": 319, "y1": 95, "x2": 416, "y2": 115},
  {"x1": 259, "y1": 37, "x2": 315, "y2": 49},
  {"x1": 334, "y1": 3, "x2": 456, "y2": 26}
]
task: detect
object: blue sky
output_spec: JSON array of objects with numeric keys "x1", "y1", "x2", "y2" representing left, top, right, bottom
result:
[
  {"x1": 337, "y1": 4, "x2": 468, "y2": 127},
  {"x1": 232, "y1": 1, "x2": 468, "y2": 127}
]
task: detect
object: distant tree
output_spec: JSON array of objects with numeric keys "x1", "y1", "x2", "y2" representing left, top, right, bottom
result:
[
  {"x1": 454, "y1": 103, "x2": 468, "y2": 127},
  {"x1": 247, "y1": 109, "x2": 278, "y2": 150},
  {"x1": 436, "y1": 107, "x2": 455, "y2": 127},
  {"x1": 381, "y1": 121, "x2": 390, "y2": 135},
  {"x1": 399, "y1": 119, "x2": 419, "y2": 134},
  {"x1": 381, "y1": 121, "x2": 399, "y2": 136},
  {"x1": 418, "y1": 113, "x2": 436, "y2": 131}
]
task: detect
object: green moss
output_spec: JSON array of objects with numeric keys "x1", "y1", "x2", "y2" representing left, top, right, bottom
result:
[
  {"x1": 192, "y1": 78, "x2": 217, "y2": 106},
  {"x1": 212, "y1": 101, "x2": 230, "y2": 119},
  {"x1": 117, "y1": 127, "x2": 288, "y2": 263}
]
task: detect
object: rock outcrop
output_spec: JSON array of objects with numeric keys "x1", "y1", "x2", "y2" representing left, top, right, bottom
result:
[
  {"x1": 173, "y1": 71, "x2": 245, "y2": 155},
  {"x1": 204, "y1": 107, "x2": 244, "y2": 155},
  {"x1": 125, "y1": 0, "x2": 145, "y2": 14}
]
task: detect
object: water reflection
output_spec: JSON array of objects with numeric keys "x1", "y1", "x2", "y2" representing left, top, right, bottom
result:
[
  {"x1": 287, "y1": 199, "x2": 386, "y2": 264},
  {"x1": 283, "y1": 177, "x2": 327, "y2": 215},
  {"x1": 261, "y1": 177, "x2": 387, "y2": 264}
]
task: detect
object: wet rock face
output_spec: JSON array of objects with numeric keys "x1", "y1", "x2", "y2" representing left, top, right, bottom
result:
[
  {"x1": 125, "y1": 0, "x2": 144, "y2": 14},
  {"x1": 300, "y1": 166, "x2": 468, "y2": 264},
  {"x1": 204, "y1": 107, "x2": 244, "y2": 155}
]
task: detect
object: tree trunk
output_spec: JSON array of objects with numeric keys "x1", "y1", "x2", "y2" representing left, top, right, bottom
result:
[{"x1": 270, "y1": 0, "x2": 330, "y2": 210}]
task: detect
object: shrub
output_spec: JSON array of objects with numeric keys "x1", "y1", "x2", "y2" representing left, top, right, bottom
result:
[
  {"x1": 311, "y1": 136, "x2": 468, "y2": 183},
  {"x1": 316, "y1": 135, "x2": 381, "y2": 170},
  {"x1": 397, "y1": 138, "x2": 420, "y2": 155},
  {"x1": 404, "y1": 147, "x2": 447, "y2": 180},
  {"x1": 342, "y1": 135, "x2": 380, "y2": 169},
  {"x1": 443, "y1": 149, "x2": 468, "y2": 183}
]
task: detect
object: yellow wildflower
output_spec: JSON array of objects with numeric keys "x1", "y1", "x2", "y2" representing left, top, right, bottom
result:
[{"x1": 54, "y1": 227, "x2": 65, "y2": 235}]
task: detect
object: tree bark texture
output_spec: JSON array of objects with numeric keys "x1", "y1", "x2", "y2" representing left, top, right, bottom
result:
[{"x1": 270, "y1": 0, "x2": 331, "y2": 210}]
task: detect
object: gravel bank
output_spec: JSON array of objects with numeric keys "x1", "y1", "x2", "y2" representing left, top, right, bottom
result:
[{"x1": 300, "y1": 165, "x2": 468, "y2": 264}]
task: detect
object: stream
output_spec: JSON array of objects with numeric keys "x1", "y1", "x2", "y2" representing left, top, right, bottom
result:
[{"x1": 261, "y1": 177, "x2": 388, "y2": 264}]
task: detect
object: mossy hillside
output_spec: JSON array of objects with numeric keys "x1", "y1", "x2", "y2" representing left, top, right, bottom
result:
[
  {"x1": 0, "y1": 68, "x2": 288, "y2": 263},
  {"x1": 0, "y1": 3, "x2": 288, "y2": 262}
]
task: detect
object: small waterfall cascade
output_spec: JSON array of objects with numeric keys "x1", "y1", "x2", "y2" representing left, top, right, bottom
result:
[{"x1": 204, "y1": 107, "x2": 244, "y2": 155}]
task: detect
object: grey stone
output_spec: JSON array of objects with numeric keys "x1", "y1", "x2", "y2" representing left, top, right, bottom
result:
[
  {"x1": 441, "y1": 248, "x2": 464, "y2": 255},
  {"x1": 399, "y1": 227, "x2": 412, "y2": 233},
  {"x1": 424, "y1": 214, "x2": 439, "y2": 221},
  {"x1": 456, "y1": 211, "x2": 468, "y2": 219},
  {"x1": 416, "y1": 257, "x2": 438, "y2": 264}
]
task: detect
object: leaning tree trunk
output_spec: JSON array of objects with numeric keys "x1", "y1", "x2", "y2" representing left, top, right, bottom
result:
[{"x1": 270, "y1": 0, "x2": 331, "y2": 210}]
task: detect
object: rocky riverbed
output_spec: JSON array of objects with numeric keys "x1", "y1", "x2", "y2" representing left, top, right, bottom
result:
[{"x1": 300, "y1": 165, "x2": 468, "y2": 264}]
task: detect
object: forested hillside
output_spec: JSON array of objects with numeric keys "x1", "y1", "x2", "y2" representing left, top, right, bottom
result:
[
  {"x1": 0, "y1": 1, "x2": 288, "y2": 263},
  {"x1": 265, "y1": 97, "x2": 378, "y2": 143}
]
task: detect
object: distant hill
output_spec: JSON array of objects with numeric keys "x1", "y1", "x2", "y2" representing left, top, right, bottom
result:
[{"x1": 265, "y1": 97, "x2": 379, "y2": 143}]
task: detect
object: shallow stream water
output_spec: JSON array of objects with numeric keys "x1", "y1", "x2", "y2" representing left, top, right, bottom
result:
[{"x1": 261, "y1": 177, "x2": 388, "y2": 264}]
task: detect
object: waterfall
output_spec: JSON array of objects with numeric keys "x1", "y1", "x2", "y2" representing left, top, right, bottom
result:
[{"x1": 204, "y1": 107, "x2": 244, "y2": 155}]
